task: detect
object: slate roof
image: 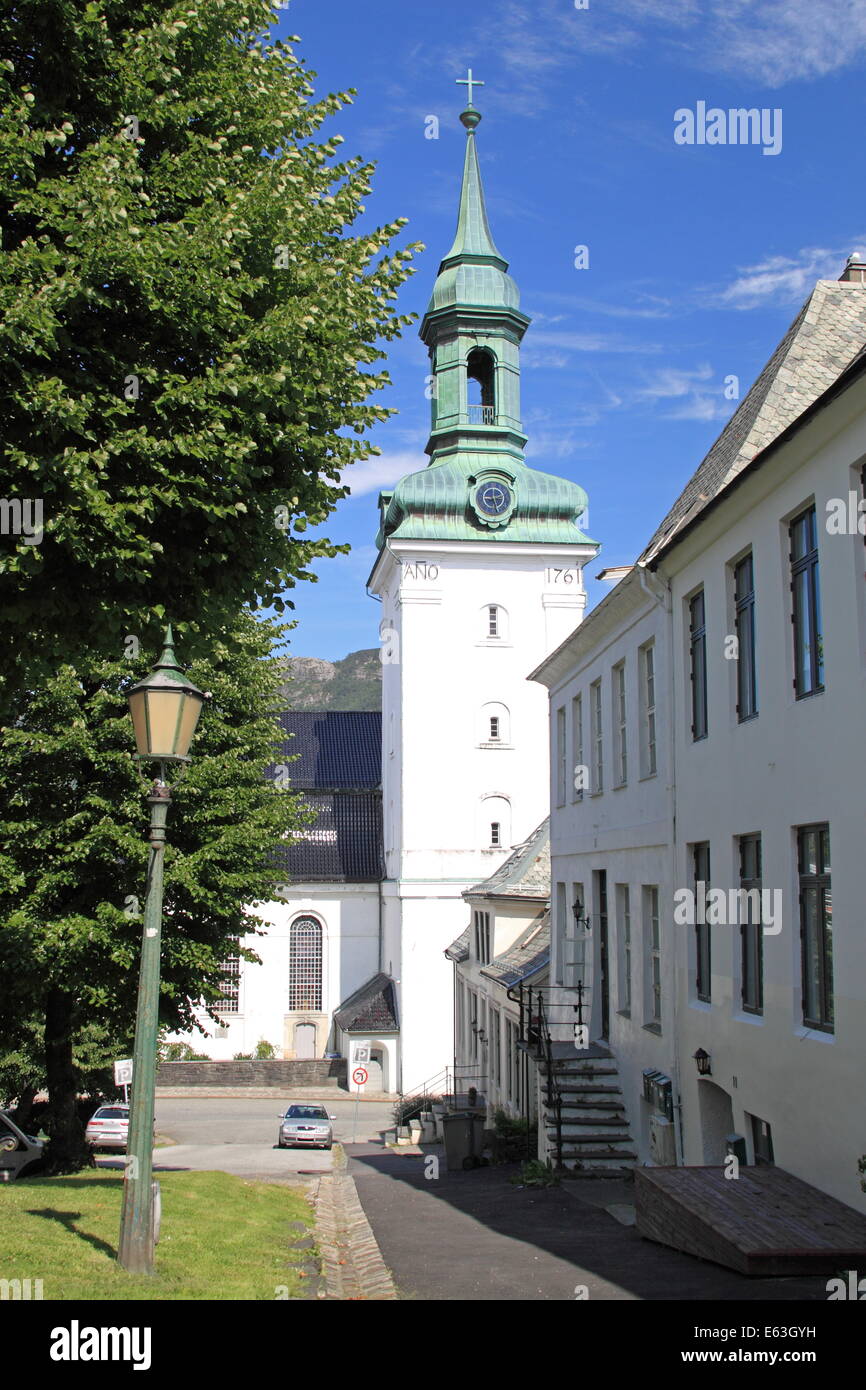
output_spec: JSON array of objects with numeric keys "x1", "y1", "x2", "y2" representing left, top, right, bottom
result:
[
  {"x1": 641, "y1": 279, "x2": 866, "y2": 563},
  {"x1": 464, "y1": 818, "x2": 550, "y2": 900},
  {"x1": 445, "y1": 925, "x2": 471, "y2": 963},
  {"x1": 334, "y1": 972, "x2": 399, "y2": 1034},
  {"x1": 273, "y1": 791, "x2": 383, "y2": 883},
  {"x1": 481, "y1": 911, "x2": 550, "y2": 988},
  {"x1": 271, "y1": 711, "x2": 381, "y2": 790}
]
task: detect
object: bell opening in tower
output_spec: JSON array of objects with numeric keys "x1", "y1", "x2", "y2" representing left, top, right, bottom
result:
[{"x1": 467, "y1": 347, "x2": 496, "y2": 425}]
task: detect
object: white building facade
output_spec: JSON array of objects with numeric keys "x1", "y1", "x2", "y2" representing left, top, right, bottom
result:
[{"x1": 532, "y1": 259, "x2": 866, "y2": 1206}]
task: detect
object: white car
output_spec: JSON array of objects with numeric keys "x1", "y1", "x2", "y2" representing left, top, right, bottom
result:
[{"x1": 0, "y1": 1110, "x2": 45, "y2": 1181}]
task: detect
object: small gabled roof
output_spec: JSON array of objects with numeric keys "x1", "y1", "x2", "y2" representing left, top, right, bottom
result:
[
  {"x1": 464, "y1": 818, "x2": 550, "y2": 901},
  {"x1": 641, "y1": 277, "x2": 866, "y2": 564},
  {"x1": 333, "y1": 972, "x2": 399, "y2": 1034},
  {"x1": 481, "y1": 911, "x2": 550, "y2": 988},
  {"x1": 272, "y1": 711, "x2": 381, "y2": 790},
  {"x1": 445, "y1": 925, "x2": 471, "y2": 963}
]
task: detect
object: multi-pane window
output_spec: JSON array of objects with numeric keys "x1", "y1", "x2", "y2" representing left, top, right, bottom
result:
[
  {"x1": 750, "y1": 1115, "x2": 775, "y2": 1166},
  {"x1": 734, "y1": 554, "x2": 758, "y2": 721},
  {"x1": 218, "y1": 941, "x2": 241, "y2": 1013},
  {"x1": 689, "y1": 590, "x2": 708, "y2": 740},
  {"x1": 798, "y1": 824, "x2": 833, "y2": 1031},
  {"x1": 488, "y1": 605, "x2": 499, "y2": 637},
  {"x1": 693, "y1": 843, "x2": 711, "y2": 1002},
  {"x1": 590, "y1": 679, "x2": 603, "y2": 792},
  {"x1": 616, "y1": 884, "x2": 631, "y2": 1013},
  {"x1": 790, "y1": 506, "x2": 824, "y2": 698},
  {"x1": 556, "y1": 705, "x2": 567, "y2": 806},
  {"x1": 506, "y1": 1019, "x2": 521, "y2": 1104},
  {"x1": 456, "y1": 979, "x2": 466, "y2": 1056},
  {"x1": 571, "y1": 693, "x2": 584, "y2": 801},
  {"x1": 640, "y1": 643, "x2": 657, "y2": 777},
  {"x1": 490, "y1": 821, "x2": 501, "y2": 847},
  {"x1": 490, "y1": 1007, "x2": 501, "y2": 1088},
  {"x1": 555, "y1": 881, "x2": 567, "y2": 985},
  {"x1": 469, "y1": 990, "x2": 478, "y2": 1061},
  {"x1": 474, "y1": 910, "x2": 492, "y2": 964},
  {"x1": 489, "y1": 715, "x2": 500, "y2": 740},
  {"x1": 644, "y1": 886, "x2": 661, "y2": 1026},
  {"x1": 289, "y1": 916, "x2": 323, "y2": 1011},
  {"x1": 739, "y1": 834, "x2": 763, "y2": 1014},
  {"x1": 613, "y1": 662, "x2": 627, "y2": 786}
]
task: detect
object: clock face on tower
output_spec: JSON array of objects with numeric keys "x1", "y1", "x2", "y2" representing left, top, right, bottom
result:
[{"x1": 475, "y1": 482, "x2": 512, "y2": 517}]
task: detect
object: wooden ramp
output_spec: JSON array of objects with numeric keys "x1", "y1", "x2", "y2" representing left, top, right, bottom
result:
[{"x1": 634, "y1": 1166, "x2": 866, "y2": 1276}]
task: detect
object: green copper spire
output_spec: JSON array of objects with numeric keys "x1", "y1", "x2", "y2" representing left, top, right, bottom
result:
[
  {"x1": 372, "y1": 77, "x2": 597, "y2": 560},
  {"x1": 439, "y1": 94, "x2": 507, "y2": 273}
]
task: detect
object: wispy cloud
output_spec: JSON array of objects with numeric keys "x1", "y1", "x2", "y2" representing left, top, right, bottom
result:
[
  {"x1": 528, "y1": 329, "x2": 664, "y2": 354},
  {"x1": 715, "y1": 243, "x2": 866, "y2": 309},
  {"x1": 636, "y1": 362, "x2": 732, "y2": 421}
]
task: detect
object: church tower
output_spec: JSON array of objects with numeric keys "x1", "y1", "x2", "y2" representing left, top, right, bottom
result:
[{"x1": 367, "y1": 77, "x2": 598, "y2": 1090}]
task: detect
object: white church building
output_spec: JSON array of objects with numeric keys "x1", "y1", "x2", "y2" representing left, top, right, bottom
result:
[{"x1": 168, "y1": 88, "x2": 599, "y2": 1094}]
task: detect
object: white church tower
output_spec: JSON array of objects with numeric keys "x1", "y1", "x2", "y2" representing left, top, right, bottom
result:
[{"x1": 367, "y1": 77, "x2": 598, "y2": 1091}]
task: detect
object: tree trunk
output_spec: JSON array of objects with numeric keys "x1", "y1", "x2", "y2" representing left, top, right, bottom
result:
[
  {"x1": 11, "y1": 1083, "x2": 38, "y2": 1133},
  {"x1": 43, "y1": 990, "x2": 93, "y2": 1173}
]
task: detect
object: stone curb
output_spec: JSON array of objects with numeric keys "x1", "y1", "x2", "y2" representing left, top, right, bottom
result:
[{"x1": 313, "y1": 1152, "x2": 398, "y2": 1301}]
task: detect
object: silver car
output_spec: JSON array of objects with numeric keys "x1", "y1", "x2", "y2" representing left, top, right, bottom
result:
[
  {"x1": 85, "y1": 1103, "x2": 130, "y2": 1152},
  {"x1": 0, "y1": 1110, "x2": 45, "y2": 1182},
  {"x1": 277, "y1": 1104, "x2": 335, "y2": 1150}
]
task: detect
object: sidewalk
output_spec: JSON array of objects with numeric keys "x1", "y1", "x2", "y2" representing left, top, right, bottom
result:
[{"x1": 344, "y1": 1143, "x2": 831, "y2": 1302}]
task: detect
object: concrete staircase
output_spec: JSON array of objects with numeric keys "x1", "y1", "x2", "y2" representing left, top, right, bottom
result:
[{"x1": 539, "y1": 1042, "x2": 636, "y2": 1179}]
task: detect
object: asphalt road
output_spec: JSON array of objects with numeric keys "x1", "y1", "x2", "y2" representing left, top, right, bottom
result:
[{"x1": 94, "y1": 1096, "x2": 397, "y2": 1180}]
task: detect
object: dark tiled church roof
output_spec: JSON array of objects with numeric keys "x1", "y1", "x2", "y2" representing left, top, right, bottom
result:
[
  {"x1": 272, "y1": 711, "x2": 381, "y2": 790},
  {"x1": 269, "y1": 712, "x2": 383, "y2": 883},
  {"x1": 334, "y1": 972, "x2": 399, "y2": 1033},
  {"x1": 274, "y1": 791, "x2": 384, "y2": 883}
]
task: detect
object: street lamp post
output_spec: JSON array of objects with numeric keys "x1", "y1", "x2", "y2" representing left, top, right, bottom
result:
[{"x1": 118, "y1": 627, "x2": 205, "y2": 1275}]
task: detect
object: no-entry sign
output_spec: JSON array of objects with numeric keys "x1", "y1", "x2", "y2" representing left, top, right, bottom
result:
[{"x1": 352, "y1": 1066, "x2": 368, "y2": 1087}]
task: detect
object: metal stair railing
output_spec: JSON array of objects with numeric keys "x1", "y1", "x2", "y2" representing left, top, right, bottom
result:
[{"x1": 506, "y1": 981, "x2": 566, "y2": 1169}]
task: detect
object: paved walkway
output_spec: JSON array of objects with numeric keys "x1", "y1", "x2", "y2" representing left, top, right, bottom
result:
[
  {"x1": 313, "y1": 1153, "x2": 398, "y2": 1300},
  {"x1": 344, "y1": 1144, "x2": 832, "y2": 1302}
]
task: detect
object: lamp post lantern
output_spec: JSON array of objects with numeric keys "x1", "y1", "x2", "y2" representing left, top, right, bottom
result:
[{"x1": 118, "y1": 627, "x2": 205, "y2": 1274}]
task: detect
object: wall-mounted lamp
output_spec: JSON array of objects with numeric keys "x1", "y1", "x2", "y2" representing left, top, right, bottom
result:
[
  {"x1": 693, "y1": 1048, "x2": 712, "y2": 1077},
  {"x1": 573, "y1": 895, "x2": 591, "y2": 931}
]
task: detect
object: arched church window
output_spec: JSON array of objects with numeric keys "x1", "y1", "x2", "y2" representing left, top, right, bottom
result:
[
  {"x1": 467, "y1": 348, "x2": 496, "y2": 424},
  {"x1": 289, "y1": 916, "x2": 323, "y2": 1011}
]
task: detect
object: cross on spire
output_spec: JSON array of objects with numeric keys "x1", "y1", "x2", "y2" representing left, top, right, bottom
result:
[{"x1": 456, "y1": 67, "x2": 484, "y2": 109}]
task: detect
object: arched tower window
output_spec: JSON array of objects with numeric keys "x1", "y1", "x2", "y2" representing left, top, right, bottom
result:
[
  {"x1": 467, "y1": 348, "x2": 496, "y2": 424},
  {"x1": 479, "y1": 701, "x2": 510, "y2": 745},
  {"x1": 289, "y1": 916, "x2": 323, "y2": 1011},
  {"x1": 480, "y1": 603, "x2": 508, "y2": 641},
  {"x1": 479, "y1": 794, "x2": 511, "y2": 850}
]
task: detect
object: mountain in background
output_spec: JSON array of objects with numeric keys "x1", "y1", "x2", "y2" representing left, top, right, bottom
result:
[{"x1": 278, "y1": 648, "x2": 381, "y2": 712}]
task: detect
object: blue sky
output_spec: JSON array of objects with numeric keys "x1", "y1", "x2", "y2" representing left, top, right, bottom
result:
[{"x1": 272, "y1": 0, "x2": 866, "y2": 660}]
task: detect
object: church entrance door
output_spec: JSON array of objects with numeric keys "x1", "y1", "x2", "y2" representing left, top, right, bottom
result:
[{"x1": 294, "y1": 1023, "x2": 316, "y2": 1059}]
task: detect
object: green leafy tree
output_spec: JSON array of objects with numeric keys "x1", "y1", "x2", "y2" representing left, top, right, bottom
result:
[
  {"x1": 0, "y1": 612, "x2": 306, "y2": 1171},
  {"x1": 0, "y1": 0, "x2": 416, "y2": 709}
]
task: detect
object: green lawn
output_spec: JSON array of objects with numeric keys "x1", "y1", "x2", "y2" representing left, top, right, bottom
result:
[{"x1": 1, "y1": 1168, "x2": 316, "y2": 1300}]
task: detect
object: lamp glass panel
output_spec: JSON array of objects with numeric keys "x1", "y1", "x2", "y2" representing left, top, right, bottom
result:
[
  {"x1": 128, "y1": 690, "x2": 150, "y2": 757},
  {"x1": 175, "y1": 692, "x2": 204, "y2": 759},
  {"x1": 145, "y1": 689, "x2": 185, "y2": 758}
]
